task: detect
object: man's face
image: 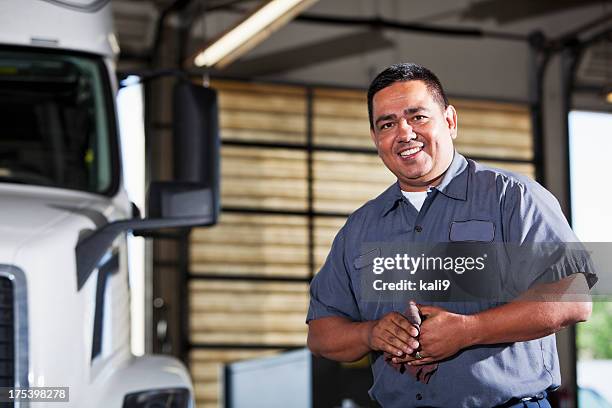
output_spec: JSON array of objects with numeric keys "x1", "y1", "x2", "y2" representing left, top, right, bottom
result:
[{"x1": 370, "y1": 80, "x2": 457, "y2": 192}]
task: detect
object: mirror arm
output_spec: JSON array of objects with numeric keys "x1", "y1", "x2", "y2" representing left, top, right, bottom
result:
[{"x1": 75, "y1": 215, "x2": 214, "y2": 290}]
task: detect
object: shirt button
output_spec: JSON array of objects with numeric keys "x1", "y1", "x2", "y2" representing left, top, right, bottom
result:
[
  {"x1": 416, "y1": 393, "x2": 423, "y2": 400},
  {"x1": 415, "y1": 225, "x2": 423, "y2": 232}
]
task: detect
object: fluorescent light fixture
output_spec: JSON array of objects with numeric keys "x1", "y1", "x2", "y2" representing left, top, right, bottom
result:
[{"x1": 192, "y1": 0, "x2": 319, "y2": 69}]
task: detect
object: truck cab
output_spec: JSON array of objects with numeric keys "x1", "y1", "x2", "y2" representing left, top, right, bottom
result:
[{"x1": 0, "y1": 1, "x2": 217, "y2": 406}]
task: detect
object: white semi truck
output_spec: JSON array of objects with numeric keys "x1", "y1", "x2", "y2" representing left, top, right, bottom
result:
[{"x1": 0, "y1": 1, "x2": 219, "y2": 407}]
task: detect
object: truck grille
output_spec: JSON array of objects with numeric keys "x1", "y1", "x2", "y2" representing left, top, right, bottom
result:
[{"x1": 0, "y1": 276, "x2": 14, "y2": 388}]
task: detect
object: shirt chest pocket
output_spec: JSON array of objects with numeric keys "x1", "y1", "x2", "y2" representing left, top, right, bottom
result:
[
  {"x1": 449, "y1": 220, "x2": 495, "y2": 242},
  {"x1": 353, "y1": 247, "x2": 381, "y2": 269}
]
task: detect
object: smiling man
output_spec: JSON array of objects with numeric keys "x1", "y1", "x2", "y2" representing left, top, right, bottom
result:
[{"x1": 306, "y1": 63, "x2": 595, "y2": 407}]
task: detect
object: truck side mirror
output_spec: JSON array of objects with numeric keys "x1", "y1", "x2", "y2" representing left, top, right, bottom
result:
[
  {"x1": 76, "y1": 79, "x2": 220, "y2": 289},
  {"x1": 144, "y1": 81, "x2": 220, "y2": 227}
]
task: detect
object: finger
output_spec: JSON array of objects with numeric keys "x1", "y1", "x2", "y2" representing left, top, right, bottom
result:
[
  {"x1": 388, "y1": 314, "x2": 420, "y2": 338},
  {"x1": 381, "y1": 329, "x2": 419, "y2": 354},
  {"x1": 387, "y1": 324, "x2": 420, "y2": 349},
  {"x1": 373, "y1": 330, "x2": 411, "y2": 356},
  {"x1": 404, "y1": 302, "x2": 421, "y2": 325},
  {"x1": 390, "y1": 354, "x2": 415, "y2": 364},
  {"x1": 408, "y1": 357, "x2": 436, "y2": 366},
  {"x1": 391, "y1": 326, "x2": 420, "y2": 350}
]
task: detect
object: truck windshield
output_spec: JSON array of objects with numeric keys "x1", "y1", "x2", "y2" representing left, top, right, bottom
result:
[{"x1": 0, "y1": 49, "x2": 116, "y2": 194}]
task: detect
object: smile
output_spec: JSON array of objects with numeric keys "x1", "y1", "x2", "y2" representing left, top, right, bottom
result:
[{"x1": 398, "y1": 146, "x2": 423, "y2": 158}]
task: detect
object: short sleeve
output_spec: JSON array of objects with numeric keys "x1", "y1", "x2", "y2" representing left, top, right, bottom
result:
[
  {"x1": 502, "y1": 180, "x2": 598, "y2": 290},
  {"x1": 306, "y1": 227, "x2": 362, "y2": 323}
]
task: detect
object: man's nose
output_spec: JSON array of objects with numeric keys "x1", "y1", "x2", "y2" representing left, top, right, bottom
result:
[{"x1": 397, "y1": 118, "x2": 416, "y2": 141}]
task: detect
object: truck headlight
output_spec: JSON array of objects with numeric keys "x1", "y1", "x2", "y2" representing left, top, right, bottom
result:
[{"x1": 122, "y1": 388, "x2": 192, "y2": 408}]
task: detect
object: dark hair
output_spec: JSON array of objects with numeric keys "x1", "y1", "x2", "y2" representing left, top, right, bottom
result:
[{"x1": 367, "y1": 63, "x2": 449, "y2": 128}]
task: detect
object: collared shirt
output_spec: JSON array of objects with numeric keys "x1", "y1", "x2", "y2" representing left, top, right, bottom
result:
[{"x1": 307, "y1": 151, "x2": 595, "y2": 408}]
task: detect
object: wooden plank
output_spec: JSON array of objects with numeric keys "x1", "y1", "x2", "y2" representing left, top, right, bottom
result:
[
  {"x1": 190, "y1": 362, "x2": 220, "y2": 381},
  {"x1": 190, "y1": 293, "x2": 309, "y2": 313},
  {"x1": 451, "y1": 98, "x2": 529, "y2": 113},
  {"x1": 190, "y1": 332, "x2": 306, "y2": 345},
  {"x1": 313, "y1": 133, "x2": 373, "y2": 148},
  {"x1": 220, "y1": 110, "x2": 306, "y2": 134},
  {"x1": 313, "y1": 97, "x2": 367, "y2": 118},
  {"x1": 313, "y1": 87, "x2": 365, "y2": 100},
  {"x1": 314, "y1": 151, "x2": 378, "y2": 164},
  {"x1": 190, "y1": 280, "x2": 308, "y2": 293},
  {"x1": 458, "y1": 110, "x2": 531, "y2": 132},
  {"x1": 222, "y1": 179, "x2": 308, "y2": 198},
  {"x1": 221, "y1": 196, "x2": 308, "y2": 210},
  {"x1": 195, "y1": 401, "x2": 219, "y2": 408},
  {"x1": 211, "y1": 79, "x2": 306, "y2": 96},
  {"x1": 190, "y1": 244, "x2": 308, "y2": 264},
  {"x1": 223, "y1": 146, "x2": 307, "y2": 161},
  {"x1": 223, "y1": 161, "x2": 307, "y2": 179},
  {"x1": 191, "y1": 225, "x2": 308, "y2": 246},
  {"x1": 190, "y1": 263, "x2": 310, "y2": 277},
  {"x1": 221, "y1": 128, "x2": 307, "y2": 144},
  {"x1": 314, "y1": 169, "x2": 393, "y2": 184},
  {"x1": 459, "y1": 126, "x2": 532, "y2": 147},
  {"x1": 190, "y1": 348, "x2": 282, "y2": 362},
  {"x1": 314, "y1": 181, "x2": 390, "y2": 200},
  {"x1": 212, "y1": 213, "x2": 308, "y2": 226},
  {"x1": 313, "y1": 116, "x2": 370, "y2": 137},
  {"x1": 218, "y1": 90, "x2": 306, "y2": 114},
  {"x1": 190, "y1": 312, "x2": 308, "y2": 332},
  {"x1": 193, "y1": 382, "x2": 221, "y2": 403}
]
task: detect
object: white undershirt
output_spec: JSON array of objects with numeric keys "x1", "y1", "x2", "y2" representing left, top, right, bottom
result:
[{"x1": 401, "y1": 190, "x2": 429, "y2": 211}]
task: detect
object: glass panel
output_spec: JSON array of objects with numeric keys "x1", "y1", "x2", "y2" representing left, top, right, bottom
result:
[
  {"x1": 0, "y1": 49, "x2": 114, "y2": 193},
  {"x1": 569, "y1": 111, "x2": 612, "y2": 406}
]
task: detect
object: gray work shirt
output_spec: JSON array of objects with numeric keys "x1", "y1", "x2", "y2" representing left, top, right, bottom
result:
[{"x1": 307, "y1": 152, "x2": 595, "y2": 408}]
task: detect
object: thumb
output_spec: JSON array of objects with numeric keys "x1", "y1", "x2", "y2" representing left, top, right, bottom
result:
[{"x1": 418, "y1": 305, "x2": 442, "y2": 316}]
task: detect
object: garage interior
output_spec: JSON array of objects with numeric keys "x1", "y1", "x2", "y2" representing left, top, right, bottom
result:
[{"x1": 109, "y1": 1, "x2": 612, "y2": 407}]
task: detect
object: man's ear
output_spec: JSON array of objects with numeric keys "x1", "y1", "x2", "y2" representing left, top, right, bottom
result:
[{"x1": 445, "y1": 105, "x2": 458, "y2": 139}]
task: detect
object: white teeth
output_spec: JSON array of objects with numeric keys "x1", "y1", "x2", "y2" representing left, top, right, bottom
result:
[{"x1": 400, "y1": 147, "x2": 422, "y2": 157}]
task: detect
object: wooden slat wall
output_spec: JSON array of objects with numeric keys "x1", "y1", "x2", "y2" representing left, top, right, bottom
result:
[
  {"x1": 191, "y1": 213, "x2": 309, "y2": 277},
  {"x1": 213, "y1": 79, "x2": 307, "y2": 144},
  {"x1": 221, "y1": 146, "x2": 308, "y2": 211},
  {"x1": 188, "y1": 80, "x2": 536, "y2": 408},
  {"x1": 314, "y1": 152, "x2": 396, "y2": 213},
  {"x1": 189, "y1": 280, "x2": 308, "y2": 407},
  {"x1": 314, "y1": 217, "x2": 346, "y2": 272}
]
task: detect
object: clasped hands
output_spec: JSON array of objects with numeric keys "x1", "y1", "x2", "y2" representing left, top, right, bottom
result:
[{"x1": 367, "y1": 305, "x2": 472, "y2": 366}]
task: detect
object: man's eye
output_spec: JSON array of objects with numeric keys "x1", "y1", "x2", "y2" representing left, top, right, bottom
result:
[
  {"x1": 380, "y1": 122, "x2": 394, "y2": 130},
  {"x1": 412, "y1": 115, "x2": 426, "y2": 122}
]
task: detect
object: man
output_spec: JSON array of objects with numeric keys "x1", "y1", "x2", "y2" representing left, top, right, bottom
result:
[{"x1": 306, "y1": 63, "x2": 595, "y2": 407}]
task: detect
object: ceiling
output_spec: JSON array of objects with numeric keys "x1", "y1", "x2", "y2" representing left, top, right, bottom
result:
[{"x1": 111, "y1": 0, "x2": 612, "y2": 101}]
